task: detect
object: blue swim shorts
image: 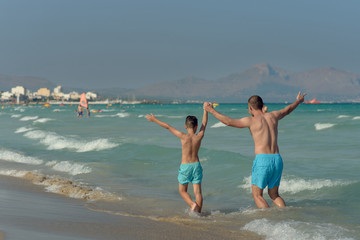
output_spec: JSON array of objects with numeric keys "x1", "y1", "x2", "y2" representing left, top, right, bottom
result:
[
  {"x1": 251, "y1": 153, "x2": 283, "y2": 189},
  {"x1": 178, "y1": 162, "x2": 203, "y2": 185}
]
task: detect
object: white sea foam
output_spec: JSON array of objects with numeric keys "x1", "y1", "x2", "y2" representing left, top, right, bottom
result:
[
  {"x1": 14, "y1": 107, "x2": 25, "y2": 112},
  {"x1": 20, "y1": 116, "x2": 39, "y2": 121},
  {"x1": 0, "y1": 169, "x2": 29, "y2": 177},
  {"x1": 239, "y1": 175, "x2": 354, "y2": 194},
  {"x1": 46, "y1": 161, "x2": 92, "y2": 175},
  {"x1": 0, "y1": 169, "x2": 121, "y2": 201},
  {"x1": 34, "y1": 118, "x2": 54, "y2": 123},
  {"x1": 53, "y1": 109, "x2": 66, "y2": 112},
  {"x1": 0, "y1": 150, "x2": 43, "y2": 165},
  {"x1": 314, "y1": 123, "x2": 335, "y2": 130},
  {"x1": 337, "y1": 115, "x2": 350, "y2": 119},
  {"x1": 15, "y1": 126, "x2": 34, "y2": 133},
  {"x1": 242, "y1": 218, "x2": 353, "y2": 240},
  {"x1": 210, "y1": 122, "x2": 227, "y2": 128},
  {"x1": 23, "y1": 130, "x2": 119, "y2": 152},
  {"x1": 95, "y1": 113, "x2": 130, "y2": 118},
  {"x1": 11, "y1": 114, "x2": 22, "y2": 118},
  {"x1": 352, "y1": 116, "x2": 360, "y2": 120}
]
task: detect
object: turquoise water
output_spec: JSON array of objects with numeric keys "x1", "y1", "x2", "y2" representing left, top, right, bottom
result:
[{"x1": 0, "y1": 103, "x2": 359, "y2": 239}]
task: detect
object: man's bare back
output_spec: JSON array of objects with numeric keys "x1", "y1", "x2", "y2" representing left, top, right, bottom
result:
[{"x1": 248, "y1": 112, "x2": 280, "y2": 155}]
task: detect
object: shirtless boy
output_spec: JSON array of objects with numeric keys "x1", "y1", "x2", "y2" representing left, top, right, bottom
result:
[
  {"x1": 146, "y1": 103, "x2": 208, "y2": 213},
  {"x1": 204, "y1": 92, "x2": 306, "y2": 208}
]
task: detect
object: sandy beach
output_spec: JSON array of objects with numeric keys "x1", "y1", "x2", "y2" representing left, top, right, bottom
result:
[{"x1": 0, "y1": 175, "x2": 262, "y2": 240}]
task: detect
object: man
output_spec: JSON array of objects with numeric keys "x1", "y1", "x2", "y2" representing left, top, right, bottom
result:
[{"x1": 204, "y1": 92, "x2": 306, "y2": 208}]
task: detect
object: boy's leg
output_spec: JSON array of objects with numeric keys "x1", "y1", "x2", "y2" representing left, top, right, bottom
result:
[
  {"x1": 268, "y1": 186, "x2": 286, "y2": 208},
  {"x1": 178, "y1": 184, "x2": 197, "y2": 211},
  {"x1": 193, "y1": 183, "x2": 202, "y2": 213},
  {"x1": 251, "y1": 185, "x2": 270, "y2": 208}
]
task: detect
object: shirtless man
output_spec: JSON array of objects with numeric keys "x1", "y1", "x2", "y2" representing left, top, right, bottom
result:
[
  {"x1": 146, "y1": 103, "x2": 208, "y2": 213},
  {"x1": 204, "y1": 92, "x2": 306, "y2": 208}
]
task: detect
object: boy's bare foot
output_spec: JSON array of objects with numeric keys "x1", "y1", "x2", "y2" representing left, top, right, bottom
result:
[{"x1": 191, "y1": 202, "x2": 200, "y2": 213}]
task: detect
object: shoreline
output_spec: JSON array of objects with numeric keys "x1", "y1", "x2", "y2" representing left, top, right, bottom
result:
[{"x1": 0, "y1": 174, "x2": 262, "y2": 240}]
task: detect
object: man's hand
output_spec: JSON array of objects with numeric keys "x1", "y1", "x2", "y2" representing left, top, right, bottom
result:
[
  {"x1": 146, "y1": 113, "x2": 156, "y2": 122},
  {"x1": 296, "y1": 91, "x2": 307, "y2": 103},
  {"x1": 203, "y1": 102, "x2": 213, "y2": 112}
]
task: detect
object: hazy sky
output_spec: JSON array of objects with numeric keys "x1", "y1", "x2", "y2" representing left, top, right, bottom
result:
[{"x1": 1, "y1": 0, "x2": 359, "y2": 89}]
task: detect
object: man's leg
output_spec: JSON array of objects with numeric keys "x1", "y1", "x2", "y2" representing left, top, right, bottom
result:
[
  {"x1": 268, "y1": 186, "x2": 286, "y2": 208},
  {"x1": 179, "y1": 184, "x2": 197, "y2": 211},
  {"x1": 252, "y1": 185, "x2": 270, "y2": 208},
  {"x1": 192, "y1": 183, "x2": 202, "y2": 213}
]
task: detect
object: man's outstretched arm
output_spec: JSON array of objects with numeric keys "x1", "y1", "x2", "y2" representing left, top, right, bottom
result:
[
  {"x1": 273, "y1": 91, "x2": 306, "y2": 120},
  {"x1": 204, "y1": 102, "x2": 250, "y2": 128}
]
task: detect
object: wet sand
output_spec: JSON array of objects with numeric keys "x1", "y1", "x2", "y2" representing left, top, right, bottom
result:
[{"x1": 0, "y1": 175, "x2": 262, "y2": 240}]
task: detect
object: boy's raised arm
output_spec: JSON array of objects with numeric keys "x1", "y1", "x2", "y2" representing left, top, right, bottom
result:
[
  {"x1": 146, "y1": 113, "x2": 184, "y2": 138},
  {"x1": 198, "y1": 103, "x2": 208, "y2": 137},
  {"x1": 272, "y1": 91, "x2": 306, "y2": 120}
]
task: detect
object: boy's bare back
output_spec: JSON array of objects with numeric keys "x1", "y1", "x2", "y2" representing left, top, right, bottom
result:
[{"x1": 180, "y1": 130, "x2": 204, "y2": 164}]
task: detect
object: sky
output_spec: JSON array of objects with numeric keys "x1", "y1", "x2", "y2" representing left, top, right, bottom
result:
[{"x1": 1, "y1": 0, "x2": 360, "y2": 89}]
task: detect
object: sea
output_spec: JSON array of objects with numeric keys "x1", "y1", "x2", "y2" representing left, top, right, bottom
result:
[{"x1": 0, "y1": 102, "x2": 359, "y2": 240}]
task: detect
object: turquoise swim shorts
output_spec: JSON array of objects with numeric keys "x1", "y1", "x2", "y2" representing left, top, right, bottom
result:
[
  {"x1": 251, "y1": 153, "x2": 283, "y2": 189},
  {"x1": 178, "y1": 162, "x2": 203, "y2": 185}
]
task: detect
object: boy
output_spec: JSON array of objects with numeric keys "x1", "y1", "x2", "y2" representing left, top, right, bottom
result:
[
  {"x1": 146, "y1": 103, "x2": 208, "y2": 213},
  {"x1": 204, "y1": 92, "x2": 306, "y2": 208}
]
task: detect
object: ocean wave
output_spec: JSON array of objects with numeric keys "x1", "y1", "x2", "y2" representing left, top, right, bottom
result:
[
  {"x1": 210, "y1": 122, "x2": 227, "y2": 128},
  {"x1": 337, "y1": 115, "x2": 350, "y2": 119},
  {"x1": 15, "y1": 126, "x2": 34, "y2": 133},
  {"x1": 14, "y1": 107, "x2": 25, "y2": 112},
  {"x1": 11, "y1": 114, "x2": 22, "y2": 118},
  {"x1": 314, "y1": 123, "x2": 336, "y2": 130},
  {"x1": 34, "y1": 118, "x2": 54, "y2": 123},
  {"x1": 23, "y1": 130, "x2": 119, "y2": 152},
  {"x1": 0, "y1": 169, "x2": 121, "y2": 201},
  {"x1": 53, "y1": 109, "x2": 66, "y2": 112},
  {"x1": 20, "y1": 116, "x2": 39, "y2": 121},
  {"x1": 352, "y1": 116, "x2": 360, "y2": 120},
  {"x1": 239, "y1": 175, "x2": 354, "y2": 194},
  {"x1": 0, "y1": 150, "x2": 43, "y2": 165},
  {"x1": 46, "y1": 160, "x2": 92, "y2": 175},
  {"x1": 95, "y1": 113, "x2": 130, "y2": 118},
  {"x1": 242, "y1": 218, "x2": 353, "y2": 240}
]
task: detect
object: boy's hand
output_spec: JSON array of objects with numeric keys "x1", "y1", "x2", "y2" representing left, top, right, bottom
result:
[
  {"x1": 296, "y1": 91, "x2": 307, "y2": 103},
  {"x1": 146, "y1": 113, "x2": 156, "y2": 122}
]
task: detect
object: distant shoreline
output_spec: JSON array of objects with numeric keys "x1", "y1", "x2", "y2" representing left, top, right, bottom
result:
[{"x1": 1, "y1": 100, "x2": 360, "y2": 105}]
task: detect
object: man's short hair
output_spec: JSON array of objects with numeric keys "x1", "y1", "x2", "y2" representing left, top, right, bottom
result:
[
  {"x1": 185, "y1": 116, "x2": 198, "y2": 129},
  {"x1": 248, "y1": 95, "x2": 264, "y2": 110}
]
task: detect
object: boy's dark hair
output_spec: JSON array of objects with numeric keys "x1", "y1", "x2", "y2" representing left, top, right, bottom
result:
[
  {"x1": 248, "y1": 95, "x2": 264, "y2": 110},
  {"x1": 185, "y1": 115, "x2": 198, "y2": 129}
]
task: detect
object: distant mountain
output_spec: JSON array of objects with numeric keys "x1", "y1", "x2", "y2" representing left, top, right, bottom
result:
[
  {"x1": 2, "y1": 63, "x2": 360, "y2": 102},
  {"x1": 0, "y1": 74, "x2": 56, "y2": 92},
  {"x1": 131, "y1": 63, "x2": 360, "y2": 102}
]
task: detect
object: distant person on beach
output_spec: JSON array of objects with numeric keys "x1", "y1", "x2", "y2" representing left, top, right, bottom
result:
[
  {"x1": 86, "y1": 107, "x2": 90, "y2": 118},
  {"x1": 146, "y1": 103, "x2": 208, "y2": 213},
  {"x1": 204, "y1": 92, "x2": 306, "y2": 208},
  {"x1": 76, "y1": 105, "x2": 83, "y2": 118}
]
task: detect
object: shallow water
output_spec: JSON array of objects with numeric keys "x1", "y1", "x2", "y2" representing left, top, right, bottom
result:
[{"x1": 0, "y1": 103, "x2": 359, "y2": 239}]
